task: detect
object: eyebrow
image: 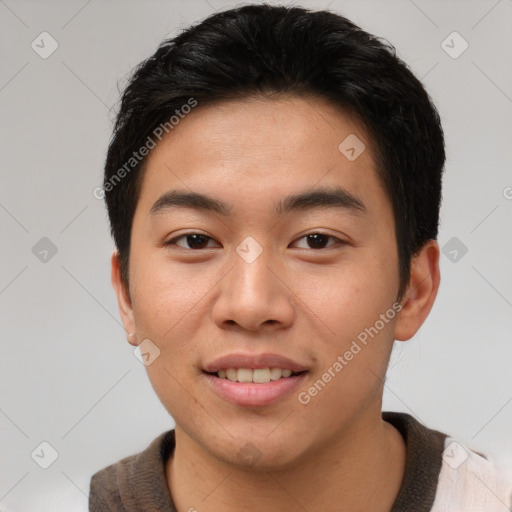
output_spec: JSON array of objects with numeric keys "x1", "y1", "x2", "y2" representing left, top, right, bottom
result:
[{"x1": 149, "y1": 187, "x2": 367, "y2": 217}]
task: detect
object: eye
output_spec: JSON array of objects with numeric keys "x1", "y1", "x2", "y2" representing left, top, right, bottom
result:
[
  {"x1": 291, "y1": 233, "x2": 344, "y2": 250},
  {"x1": 165, "y1": 232, "x2": 219, "y2": 250},
  {"x1": 165, "y1": 232, "x2": 345, "y2": 251}
]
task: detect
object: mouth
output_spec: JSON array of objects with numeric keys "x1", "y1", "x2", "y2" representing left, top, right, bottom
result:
[
  {"x1": 203, "y1": 368, "x2": 308, "y2": 383},
  {"x1": 202, "y1": 367, "x2": 309, "y2": 407},
  {"x1": 201, "y1": 352, "x2": 309, "y2": 406}
]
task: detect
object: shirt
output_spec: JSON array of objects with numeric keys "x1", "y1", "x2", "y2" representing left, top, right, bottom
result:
[{"x1": 88, "y1": 411, "x2": 512, "y2": 511}]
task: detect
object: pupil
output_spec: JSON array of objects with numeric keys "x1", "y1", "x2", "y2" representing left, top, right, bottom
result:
[
  {"x1": 308, "y1": 234, "x2": 328, "y2": 249},
  {"x1": 188, "y1": 234, "x2": 209, "y2": 249}
]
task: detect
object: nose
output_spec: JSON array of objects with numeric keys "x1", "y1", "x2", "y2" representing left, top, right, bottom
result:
[{"x1": 211, "y1": 242, "x2": 295, "y2": 333}]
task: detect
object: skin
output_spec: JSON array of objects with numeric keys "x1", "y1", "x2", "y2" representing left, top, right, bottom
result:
[{"x1": 111, "y1": 95, "x2": 440, "y2": 512}]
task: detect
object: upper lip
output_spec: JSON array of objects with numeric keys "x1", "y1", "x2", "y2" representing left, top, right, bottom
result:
[{"x1": 203, "y1": 353, "x2": 309, "y2": 373}]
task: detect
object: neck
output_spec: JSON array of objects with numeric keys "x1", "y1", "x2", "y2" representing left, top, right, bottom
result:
[{"x1": 166, "y1": 410, "x2": 406, "y2": 512}]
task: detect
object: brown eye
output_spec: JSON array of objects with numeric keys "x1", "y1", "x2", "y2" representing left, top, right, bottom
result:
[
  {"x1": 166, "y1": 233, "x2": 217, "y2": 249},
  {"x1": 292, "y1": 233, "x2": 343, "y2": 250},
  {"x1": 306, "y1": 233, "x2": 330, "y2": 249}
]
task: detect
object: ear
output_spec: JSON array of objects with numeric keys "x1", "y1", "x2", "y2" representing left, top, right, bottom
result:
[
  {"x1": 394, "y1": 240, "x2": 440, "y2": 341},
  {"x1": 111, "y1": 250, "x2": 137, "y2": 346}
]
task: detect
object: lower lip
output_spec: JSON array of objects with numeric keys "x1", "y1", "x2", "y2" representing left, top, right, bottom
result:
[{"x1": 203, "y1": 372, "x2": 308, "y2": 407}]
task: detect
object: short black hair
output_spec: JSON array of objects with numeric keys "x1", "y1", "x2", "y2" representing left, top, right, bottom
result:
[{"x1": 103, "y1": 3, "x2": 445, "y2": 299}]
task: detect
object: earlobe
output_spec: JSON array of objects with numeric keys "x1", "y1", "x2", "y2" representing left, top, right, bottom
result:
[
  {"x1": 394, "y1": 240, "x2": 440, "y2": 341},
  {"x1": 111, "y1": 251, "x2": 137, "y2": 345}
]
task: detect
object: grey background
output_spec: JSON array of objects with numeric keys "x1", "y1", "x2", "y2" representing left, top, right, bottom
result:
[{"x1": 1, "y1": 0, "x2": 511, "y2": 510}]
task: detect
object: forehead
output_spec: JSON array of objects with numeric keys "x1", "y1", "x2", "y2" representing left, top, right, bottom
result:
[{"x1": 135, "y1": 95, "x2": 390, "y2": 221}]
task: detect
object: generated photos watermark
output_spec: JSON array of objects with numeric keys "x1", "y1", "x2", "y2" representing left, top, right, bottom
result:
[
  {"x1": 297, "y1": 302, "x2": 403, "y2": 405},
  {"x1": 93, "y1": 97, "x2": 198, "y2": 200}
]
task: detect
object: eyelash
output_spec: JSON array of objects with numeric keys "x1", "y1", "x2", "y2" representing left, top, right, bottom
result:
[{"x1": 165, "y1": 232, "x2": 346, "y2": 251}]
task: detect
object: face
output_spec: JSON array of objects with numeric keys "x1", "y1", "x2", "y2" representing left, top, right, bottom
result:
[{"x1": 116, "y1": 95, "x2": 407, "y2": 470}]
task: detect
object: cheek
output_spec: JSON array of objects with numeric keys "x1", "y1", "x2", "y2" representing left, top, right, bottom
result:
[
  {"x1": 129, "y1": 251, "x2": 217, "y2": 398},
  {"x1": 295, "y1": 268, "x2": 397, "y2": 419},
  {"x1": 295, "y1": 253, "x2": 398, "y2": 339},
  {"x1": 292, "y1": 251, "x2": 398, "y2": 404},
  {"x1": 129, "y1": 254, "x2": 205, "y2": 417},
  {"x1": 130, "y1": 249, "x2": 208, "y2": 338}
]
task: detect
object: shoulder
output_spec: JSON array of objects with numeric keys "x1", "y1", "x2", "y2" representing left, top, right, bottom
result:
[
  {"x1": 382, "y1": 411, "x2": 512, "y2": 512},
  {"x1": 88, "y1": 450, "x2": 139, "y2": 511},
  {"x1": 89, "y1": 429, "x2": 176, "y2": 512},
  {"x1": 432, "y1": 437, "x2": 512, "y2": 511}
]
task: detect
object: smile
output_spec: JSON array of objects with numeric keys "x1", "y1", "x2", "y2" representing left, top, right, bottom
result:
[
  {"x1": 209, "y1": 367, "x2": 305, "y2": 383},
  {"x1": 202, "y1": 369, "x2": 308, "y2": 407}
]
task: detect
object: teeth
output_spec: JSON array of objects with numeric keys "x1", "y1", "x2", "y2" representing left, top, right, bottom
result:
[
  {"x1": 215, "y1": 368, "x2": 295, "y2": 383},
  {"x1": 237, "y1": 368, "x2": 253, "y2": 382},
  {"x1": 253, "y1": 368, "x2": 270, "y2": 383}
]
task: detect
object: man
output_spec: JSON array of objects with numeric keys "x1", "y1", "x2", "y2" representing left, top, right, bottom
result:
[{"x1": 89, "y1": 4, "x2": 512, "y2": 511}]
